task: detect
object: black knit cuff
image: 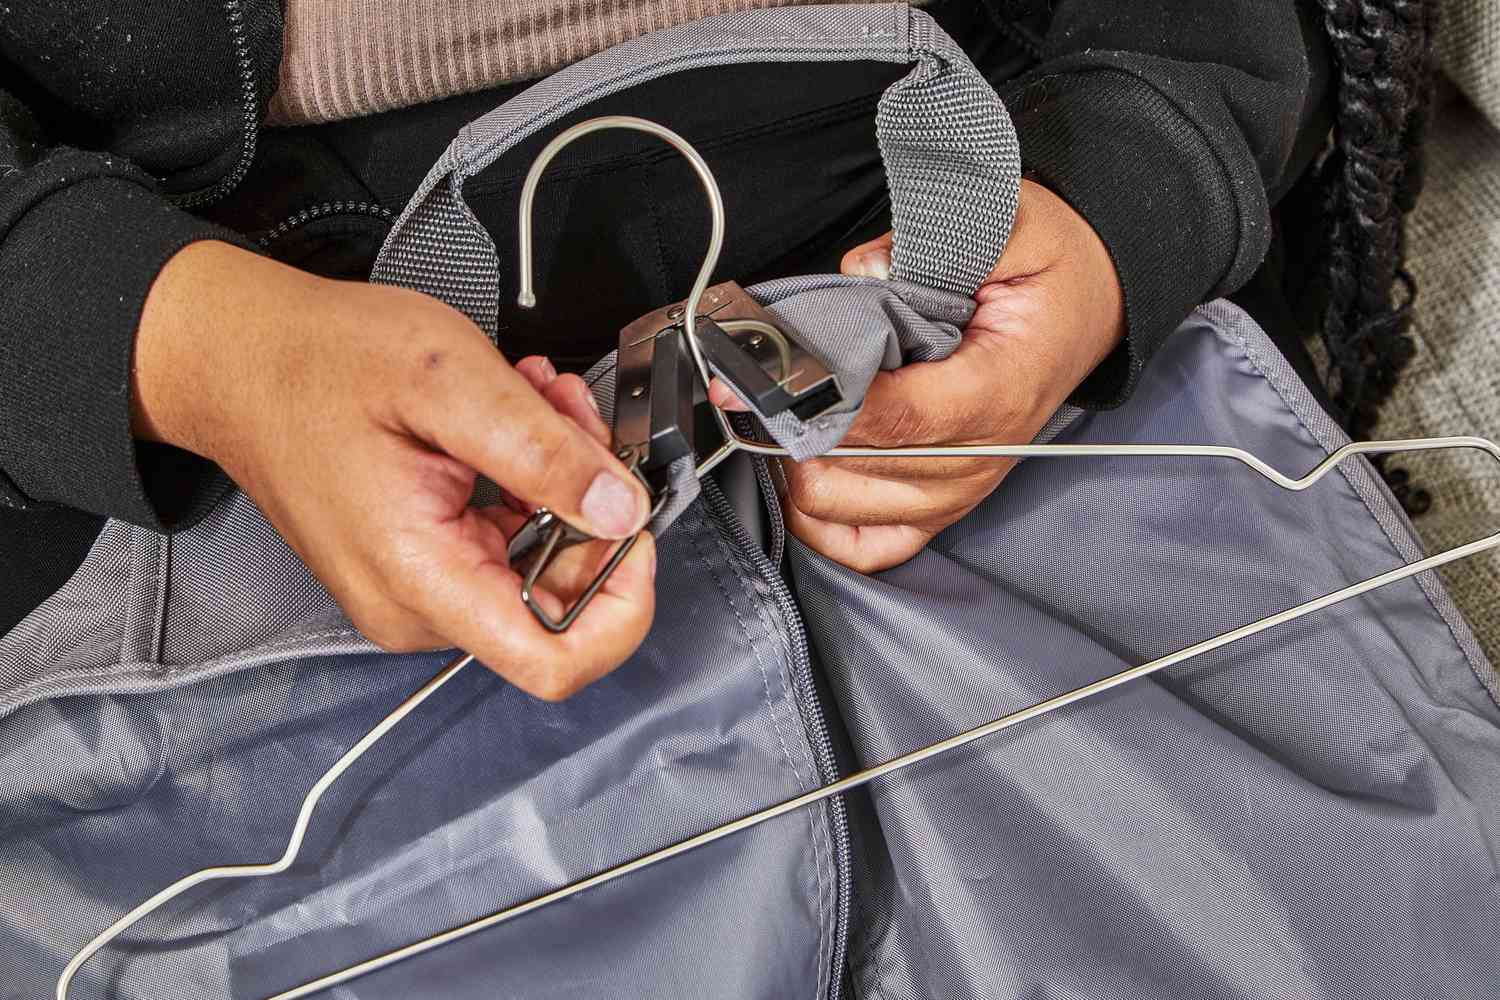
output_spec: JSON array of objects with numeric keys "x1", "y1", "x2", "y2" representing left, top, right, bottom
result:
[
  {"x1": 0, "y1": 156, "x2": 238, "y2": 531},
  {"x1": 1003, "y1": 68, "x2": 1272, "y2": 407}
]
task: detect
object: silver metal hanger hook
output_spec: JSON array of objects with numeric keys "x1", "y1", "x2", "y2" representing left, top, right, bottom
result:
[{"x1": 515, "y1": 115, "x2": 725, "y2": 391}]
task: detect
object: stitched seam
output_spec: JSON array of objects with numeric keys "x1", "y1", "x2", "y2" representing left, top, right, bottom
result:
[
  {"x1": 686, "y1": 512, "x2": 831, "y2": 995},
  {"x1": 642, "y1": 171, "x2": 672, "y2": 304},
  {"x1": 846, "y1": 862, "x2": 886, "y2": 1000},
  {"x1": 703, "y1": 515, "x2": 836, "y2": 1000},
  {"x1": 150, "y1": 530, "x2": 169, "y2": 664},
  {"x1": 27, "y1": 628, "x2": 363, "y2": 688},
  {"x1": 688, "y1": 515, "x2": 806, "y2": 781},
  {"x1": 119, "y1": 526, "x2": 161, "y2": 667},
  {"x1": 1207, "y1": 303, "x2": 1500, "y2": 708},
  {"x1": 0, "y1": 629, "x2": 367, "y2": 719},
  {"x1": 163, "y1": 628, "x2": 366, "y2": 667},
  {"x1": 727, "y1": 542, "x2": 836, "y2": 1000},
  {"x1": 988, "y1": 12, "x2": 1043, "y2": 61},
  {"x1": 451, "y1": 35, "x2": 906, "y2": 178},
  {"x1": 118, "y1": 529, "x2": 143, "y2": 666}
]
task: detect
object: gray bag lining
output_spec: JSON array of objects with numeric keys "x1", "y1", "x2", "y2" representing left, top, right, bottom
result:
[
  {"x1": 1198, "y1": 300, "x2": 1498, "y2": 703},
  {"x1": 791, "y1": 302, "x2": 1500, "y2": 1000},
  {"x1": 3, "y1": 496, "x2": 842, "y2": 1000}
]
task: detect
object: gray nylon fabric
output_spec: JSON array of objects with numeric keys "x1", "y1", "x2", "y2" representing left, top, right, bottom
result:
[
  {"x1": 1, "y1": 499, "x2": 842, "y2": 1000},
  {"x1": 4, "y1": 304, "x2": 1497, "y2": 997},
  {"x1": 368, "y1": 4, "x2": 1019, "y2": 337},
  {"x1": 746, "y1": 276, "x2": 972, "y2": 460},
  {"x1": 792, "y1": 302, "x2": 1500, "y2": 1000}
]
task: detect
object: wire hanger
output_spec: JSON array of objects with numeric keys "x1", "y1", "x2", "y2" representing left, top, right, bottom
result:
[{"x1": 56, "y1": 117, "x2": 1500, "y2": 999}]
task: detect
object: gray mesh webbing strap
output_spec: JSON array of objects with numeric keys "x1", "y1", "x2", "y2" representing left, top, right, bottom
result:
[{"x1": 370, "y1": 3, "x2": 1020, "y2": 336}]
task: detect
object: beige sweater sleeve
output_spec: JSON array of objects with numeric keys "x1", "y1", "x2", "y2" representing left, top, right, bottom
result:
[{"x1": 268, "y1": 0, "x2": 841, "y2": 126}]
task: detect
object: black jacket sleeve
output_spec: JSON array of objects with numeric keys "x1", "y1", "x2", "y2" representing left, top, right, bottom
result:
[
  {"x1": 0, "y1": 122, "x2": 239, "y2": 530},
  {"x1": 0, "y1": 0, "x2": 283, "y2": 531},
  {"x1": 993, "y1": 0, "x2": 1330, "y2": 406}
]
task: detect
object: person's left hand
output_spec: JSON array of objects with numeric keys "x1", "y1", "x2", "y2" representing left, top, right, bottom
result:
[{"x1": 709, "y1": 179, "x2": 1127, "y2": 573}]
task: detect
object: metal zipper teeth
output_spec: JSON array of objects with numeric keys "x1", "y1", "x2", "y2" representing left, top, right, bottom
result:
[
  {"x1": 173, "y1": 0, "x2": 259, "y2": 209},
  {"x1": 255, "y1": 201, "x2": 395, "y2": 248},
  {"x1": 700, "y1": 474, "x2": 851, "y2": 1000}
]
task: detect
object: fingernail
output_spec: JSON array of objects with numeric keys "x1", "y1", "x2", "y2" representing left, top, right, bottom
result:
[
  {"x1": 846, "y1": 251, "x2": 891, "y2": 280},
  {"x1": 582, "y1": 470, "x2": 645, "y2": 539},
  {"x1": 585, "y1": 389, "x2": 602, "y2": 416},
  {"x1": 538, "y1": 358, "x2": 557, "y2": 382}
]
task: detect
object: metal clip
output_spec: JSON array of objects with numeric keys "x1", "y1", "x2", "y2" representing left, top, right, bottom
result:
[
  {"x1": 505, "y1": 508, "x2": 628, "y2": 634},
  {"x1": 686, "y1": 281, "x2": 843, "y2": 423},
  {"x1": 525, "y1": 277, "x2": 844, "y2": 634},
  {"x1": 613, "y1": 314, "x2": 700, "y2": 497},
  {"x1": 506, "y1": 450, "x2": 667, "y2": 634}
]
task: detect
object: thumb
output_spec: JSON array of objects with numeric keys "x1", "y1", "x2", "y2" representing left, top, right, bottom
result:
[
  {"x1": 841, "y1": 232, "x2": 893, "y2": 279},
  {"x1": 408, "y1": 345, "x2": 650, "y2": 540}
]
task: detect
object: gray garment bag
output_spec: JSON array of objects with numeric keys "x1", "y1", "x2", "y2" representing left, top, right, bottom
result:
[{"x1": 4, "y1": 5, "x2": 1500, "y2": 999}]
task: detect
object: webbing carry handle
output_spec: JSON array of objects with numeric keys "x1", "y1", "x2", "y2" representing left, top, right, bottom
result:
[{"x1": 369, "y1": 3, "x2": 1021, "y2": 338}]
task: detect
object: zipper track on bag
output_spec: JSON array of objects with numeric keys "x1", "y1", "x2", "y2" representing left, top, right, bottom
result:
[
  {"x1": 701, "y1": 474, "x2": 851, "y2": 1000},
  {"x1": 256, "y1": 201, "x2": 395, "y2": 248},
  {"x1": 173, "y1": 0, "x2": 259, "y2": 209}
]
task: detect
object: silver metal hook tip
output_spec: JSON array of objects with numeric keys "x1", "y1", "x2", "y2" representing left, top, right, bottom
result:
[{"x1": 517, "y1": 291, "x2": 537, "y2": 309}]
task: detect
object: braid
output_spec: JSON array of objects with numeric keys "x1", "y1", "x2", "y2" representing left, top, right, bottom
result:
[{"x1": 1312, "y1": 0, "x2": 1440, "y2": 513}]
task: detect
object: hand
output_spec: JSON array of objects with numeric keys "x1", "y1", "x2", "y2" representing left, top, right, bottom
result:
[
  {"x1": 132, "y1": 241, "x2": 656, "y2": 701},
  {"x1": 711, "y1": 179, "x2": 1125, "y2": 572}
]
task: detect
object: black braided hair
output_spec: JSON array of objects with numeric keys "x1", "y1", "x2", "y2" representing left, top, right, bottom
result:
[{"x1": 1311, "y1": 0, "x2": 1441, "y2": 514}]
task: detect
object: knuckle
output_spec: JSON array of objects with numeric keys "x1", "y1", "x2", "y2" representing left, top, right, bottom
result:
[
  {"x1": 786, "y1": 466, "x2": 838, "y2": 519},
  {"x1": 511, "y1": 426, "x2": 575, "y2": 496},
  {"x1": 864, "y1": 398, "x2": 926, "y2": 447}
]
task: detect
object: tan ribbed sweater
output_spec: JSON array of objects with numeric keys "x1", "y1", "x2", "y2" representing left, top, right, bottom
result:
[{"x1": 268, "y1": 0, "x2": 866, "y2": 126}]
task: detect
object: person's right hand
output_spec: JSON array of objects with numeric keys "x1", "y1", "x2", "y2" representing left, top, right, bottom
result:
[{"x1": 130, "y1": 240, "x2": 655, "y2": 701}]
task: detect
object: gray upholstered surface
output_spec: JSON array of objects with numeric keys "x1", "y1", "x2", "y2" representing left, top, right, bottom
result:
[
  {"x1": 1437, "y1": 0, "x2": 1500, "y2": 127},
  {"x1": 1373, "y1": 89, "x2": 1500, "y2": 664}
]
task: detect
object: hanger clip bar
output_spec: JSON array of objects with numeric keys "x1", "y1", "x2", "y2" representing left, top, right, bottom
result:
[{"x1": 685, "y1": 282, "x2": 843, "y2": 422}]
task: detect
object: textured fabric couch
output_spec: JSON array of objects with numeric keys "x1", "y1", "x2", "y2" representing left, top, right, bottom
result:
[{"x1": 1373, "y1": 0, "x2": 1500, "y2": 663}]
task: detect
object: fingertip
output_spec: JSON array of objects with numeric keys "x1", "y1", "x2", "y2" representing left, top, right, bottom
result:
[
  {"x1": 580, "y1": 468, "x2": 651, "y2": 540},
  {"x1": 515, "y1": 355, "x2": 558, "y2": 391},
  {"x1": 841, "y1": 231, "x2": 894, "y2": 279},
  {"x1": 707, "y1": 378, "x2": 750, "y2": 412}
]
